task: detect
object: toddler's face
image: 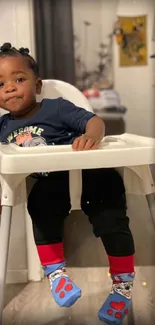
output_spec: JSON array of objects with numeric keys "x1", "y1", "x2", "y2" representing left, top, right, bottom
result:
[{"x1": 0, "y1": 55, "x2": 42, "y2": 117}]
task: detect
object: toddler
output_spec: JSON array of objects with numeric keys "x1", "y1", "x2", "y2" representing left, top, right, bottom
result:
[{"x1": 0, "y1": 43, "x2": 135, "y2": 325}]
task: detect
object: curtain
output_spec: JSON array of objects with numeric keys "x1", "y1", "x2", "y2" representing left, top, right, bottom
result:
[{"x1": 33, "y1": 0, "x2": 75, "y2": 84}]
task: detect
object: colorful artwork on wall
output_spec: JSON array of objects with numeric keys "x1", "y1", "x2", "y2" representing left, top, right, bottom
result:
[{"x1": 114, "y1": 15, "x2": 147, "y2": 67}]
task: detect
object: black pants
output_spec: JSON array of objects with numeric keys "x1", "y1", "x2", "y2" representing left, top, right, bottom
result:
[{"x1": 27, "y1": 168, "x2": 135, "y2": 257}]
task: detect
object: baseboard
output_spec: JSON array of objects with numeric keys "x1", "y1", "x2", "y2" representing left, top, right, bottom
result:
[{"x1": 6, "y1": 269, "x2": 28, "y2": 284}]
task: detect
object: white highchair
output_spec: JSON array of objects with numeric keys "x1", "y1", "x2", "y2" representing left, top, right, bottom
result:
[{"x1": 0, "y1": 80, "x2": 155, "y2": 325}]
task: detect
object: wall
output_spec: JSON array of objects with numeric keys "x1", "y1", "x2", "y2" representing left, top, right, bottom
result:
[
  {"x1": 73, "y1": 0, "x2": 155, "y2": 137},
  {"x1": 113, "y1": 0, "x2": 155, "y2": 137},
  {"x1": 0, "y1": 0, "x2": 35, "y2": 283},
  {"x1": 72, "y1": 0, "x2": 102, "y2": 72}
]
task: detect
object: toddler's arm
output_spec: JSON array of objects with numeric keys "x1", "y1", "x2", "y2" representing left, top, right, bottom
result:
[
  {"x1": 72, "y1": 116, "x2": 105, "y2": 151},
  {"x1": 58, "y1": 98, "x2": 105, "y2": 150}
]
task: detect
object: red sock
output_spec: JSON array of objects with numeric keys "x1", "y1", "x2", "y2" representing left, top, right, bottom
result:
[
  {"x1": 37, "y1": 242, "x2": 65, "y2": 265},
  {"x1": 108, "y1": 255, "x2": 134, "y2": 275}
]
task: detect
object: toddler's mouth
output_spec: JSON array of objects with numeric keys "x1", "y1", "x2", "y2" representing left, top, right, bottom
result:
[{"x1": 6, "y1": 96, "x2": 22, "y2": 105}]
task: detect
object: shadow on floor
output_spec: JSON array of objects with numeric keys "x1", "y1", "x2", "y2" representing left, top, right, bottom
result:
[{"x1": 4, "y1": 283, "x2": 27, "y2": 307}]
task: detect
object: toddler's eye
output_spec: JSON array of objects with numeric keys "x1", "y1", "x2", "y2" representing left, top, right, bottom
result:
[
  {"x1": 0, "y1": 82, "x2": 4, "y2": 88},
  {"x1": 16, "y1": 78, "x2": 25, "y2": 83}
]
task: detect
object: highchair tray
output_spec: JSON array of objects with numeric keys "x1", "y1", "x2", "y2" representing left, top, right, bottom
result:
[{"x1": 0, "y1": 133, "x2": 155, "y2": 175}]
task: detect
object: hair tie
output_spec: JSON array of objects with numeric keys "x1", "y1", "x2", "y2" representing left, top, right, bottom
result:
[
  {"x1": 0, "y1": 43, "x2": 12, "y2": 52},
  {"x1": 19, "y1": 47, "x2": 30, "y2": 55}
]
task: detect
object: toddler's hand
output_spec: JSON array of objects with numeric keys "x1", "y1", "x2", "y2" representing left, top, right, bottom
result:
[{"x1": 72, "y1": 134, "x2": 100, "y2": 151}]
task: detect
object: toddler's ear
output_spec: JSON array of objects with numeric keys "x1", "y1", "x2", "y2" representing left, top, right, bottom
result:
[{"x1": 36, "y1": 78, "x2": 42, "y2": 95}]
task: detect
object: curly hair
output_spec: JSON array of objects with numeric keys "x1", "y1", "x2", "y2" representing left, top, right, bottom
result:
[{"x1": 0, "y1": 43, "x2": 39, "y2": 77}]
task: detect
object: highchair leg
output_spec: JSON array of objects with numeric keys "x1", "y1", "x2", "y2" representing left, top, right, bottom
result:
[
  {"x1": 0, "y1": 206, "x2": 13, "y2": 325},
  {"x1": 146, "y1": 193, "x2": 155, "y2": 229}
]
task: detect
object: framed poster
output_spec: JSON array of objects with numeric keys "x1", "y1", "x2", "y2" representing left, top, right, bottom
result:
[{"x1": 116, "y1": 15, "x2": 147, "y2": 67}]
